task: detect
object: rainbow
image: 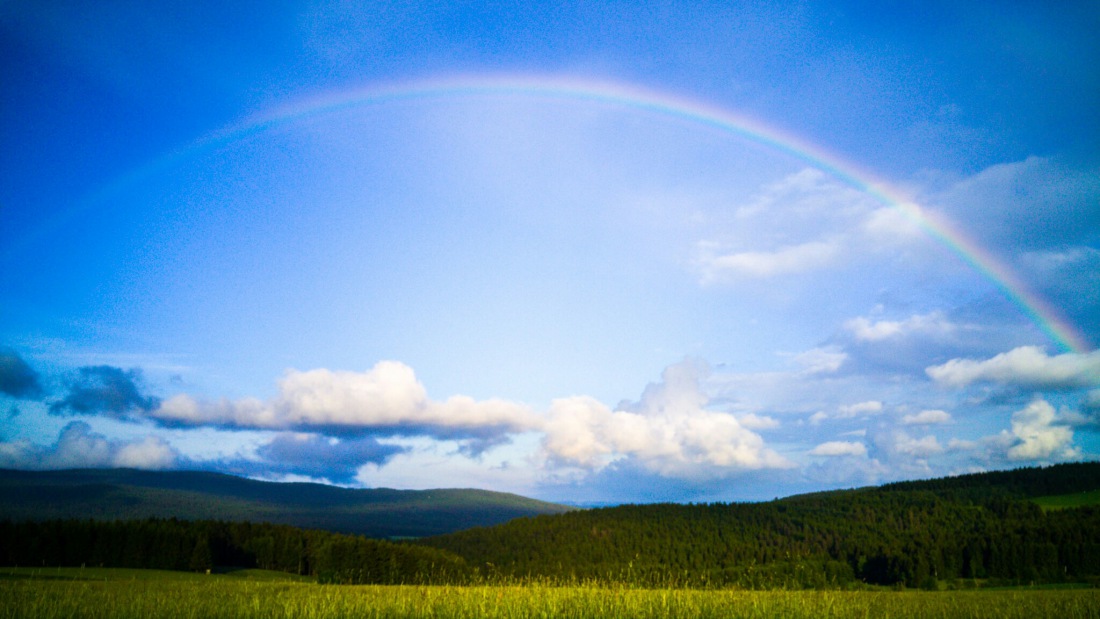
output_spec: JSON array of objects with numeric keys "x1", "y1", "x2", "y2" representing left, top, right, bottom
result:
[{"x1": 33, "y1": 75, "x2": 1097, "y2": 353}]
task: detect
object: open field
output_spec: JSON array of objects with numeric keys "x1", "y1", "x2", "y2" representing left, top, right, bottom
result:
[{"x1": 2, "y1": 569, "x2": 1098, "y2": 619}]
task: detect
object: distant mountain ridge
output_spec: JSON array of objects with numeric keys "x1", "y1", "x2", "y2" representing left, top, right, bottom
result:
[{"x1": 0, "y1": 468, "x2": 573, "y2": 538}]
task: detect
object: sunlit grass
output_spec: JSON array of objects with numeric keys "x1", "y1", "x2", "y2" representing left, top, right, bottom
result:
[{"x1": 1, "y1": 571, "x2": 1098, "y2": 619}]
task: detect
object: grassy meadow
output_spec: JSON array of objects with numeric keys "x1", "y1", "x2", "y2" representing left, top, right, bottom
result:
[{"x1": 2, "y1": 568, "x2": 1099, "y2": 619}]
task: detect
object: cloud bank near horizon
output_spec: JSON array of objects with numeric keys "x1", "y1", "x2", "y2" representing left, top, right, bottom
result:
[{"x1": 2, "y1": 339, "x2": 1097, "y2": 497}]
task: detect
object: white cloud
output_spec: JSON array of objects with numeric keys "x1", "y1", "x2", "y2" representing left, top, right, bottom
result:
[
  {"x1": 792, "y1": 347, "x2": 848, "y2": 374},
  {"x1": 809, "y1": 441, "x2": 867, "y2": 457},
  {"x1": 113, "y1": 435, "x2": 178, "y2": 469},
  {"x1": 837, "y1": 400, "x2": 883, "y2": 418},
  {"x1": 844, "y1": 311, "x2": 957, "y2": 342},
  {"x1": 1006, "y1": 400, "x2": 1078, "y2": 462},
  {"x1": 0, "y1": 422, "x2": 179, "y2": 470},
  {"x1": 861, "y1": 205, "x2": 923, "y2": 242},
  {"x1": 902, "y1": 409, "x2": 952, "y2": 425},
  {"x1": 151, "y1": 361, "x2": 539, "y2": 440},
  {"x1": 735, "y1": 413, "x2": 780, "y2": 430},
  {"x1": 893, "y1": 433, "x2": 943, "y2": 458},
  {"x1": 946, "y1": 438, "x2": 978, "y2": 451},
  {"x1": 540, "y1": 361, "x2": 790, "y2": 477},
  {"x1": 926, "y1": 346, "x2": 1100, "y2": 389},
  {"x1": 698, "y1": 239, "x2": 840, "y2": 280}
]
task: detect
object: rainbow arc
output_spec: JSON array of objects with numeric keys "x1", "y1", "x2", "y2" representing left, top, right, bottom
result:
[{"x1": 23, "y1": 75, "x2": 1094, "y2": 353}]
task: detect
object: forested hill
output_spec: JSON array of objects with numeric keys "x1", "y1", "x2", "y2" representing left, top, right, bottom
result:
[
  {"x1": 419, "y1": 463, "x2": 1100, "y2": 588},
  {"x1": 778, "y1": 461, "x2": 1100, "y2": 504},
  {"x1": 875, "y1": 461, "x2": 1100, "y2": 498},
  {"x1": 0, "y1": 468, "x2": 572, "y2": 538}
]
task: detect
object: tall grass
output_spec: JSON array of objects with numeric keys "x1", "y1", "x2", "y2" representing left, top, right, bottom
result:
[{"x1": 2, "y1": 577, "x2": 1098, "y2": 619}]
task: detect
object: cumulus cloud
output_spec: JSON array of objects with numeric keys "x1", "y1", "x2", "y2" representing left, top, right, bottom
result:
[
  {"x1": 902, "y1": 409, "x2": 952, "y2": 425},
  {"x1": 149, "y1": 362, "x2": 539, "y2": 447},
  {"x1": 0, "y1": 348, "x2": 45, "y2": 399},
  {"x1": 926, "y1": 346, "x2": 1100, "y2": 390},
  {"x1": 1005, "y1": 400, "x2": 1078, "y2": 462},
  {"x1": 50, "y1": 366, "x2": 160, "y2": 418},
  {"x1": 837, "y1": 400, "x2": 883, "y2": 418},
  {"x1": 809, "y1": 441, "x2": 866, "y2": 457},
  {"x1": 540, "y1": 361, "x2": 790, "y2": 478},
  {"x1": 0, "y1": 421, "x2": 178, "y2": 470},
  {"x1": 892, "y1": 433, "x2": 943, "y2": 458}
]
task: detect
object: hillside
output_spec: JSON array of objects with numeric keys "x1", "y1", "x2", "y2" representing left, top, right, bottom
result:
[
  {"x1": 0, "y1": 468, "x2": 573, "y2": 538},
  {"x1": 418, "y1": 463, "x2": 1100, "y2": 588}
]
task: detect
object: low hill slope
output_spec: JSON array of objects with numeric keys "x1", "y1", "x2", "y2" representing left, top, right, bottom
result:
[
  {"x1": 419, "y1": 463, "x2": 1100, "y2": 588},
  {"x1": 0, "y1": 468, "x2": 572, "y2": 538}
]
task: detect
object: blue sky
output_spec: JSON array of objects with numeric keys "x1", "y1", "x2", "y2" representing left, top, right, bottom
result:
[{"x1": 1, "y1": 1, "x2": 1098, "y2": 504}]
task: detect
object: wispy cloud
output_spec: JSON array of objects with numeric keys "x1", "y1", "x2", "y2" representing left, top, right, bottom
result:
[
  {"x1": 901, "y1": 409, "x2": 952, "y2": 425},
  {"x1": 809, "y1": 441, "x2": 866, "y2": 457},
  {"x1": 697, "y1": 239, "x2": 840, "y2": 280}
]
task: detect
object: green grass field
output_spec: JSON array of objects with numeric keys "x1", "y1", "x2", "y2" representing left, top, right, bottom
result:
[
  {"x1": 1033, "y1": 490, "x2": 1100, "y2": 511},
  {"x1": 1, "y1": 569, "x2": 1099, "y2": 618}
]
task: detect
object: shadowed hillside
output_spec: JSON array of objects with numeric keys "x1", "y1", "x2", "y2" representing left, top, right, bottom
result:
[{"x1": 0, "y1": 468, "x2": 573, "y2": 538}]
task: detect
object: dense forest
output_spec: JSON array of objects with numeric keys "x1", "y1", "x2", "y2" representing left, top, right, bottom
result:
[
  {"x1": 0, "y1": 518, "x2": 466, "y2": 584},
  {"x1": 3, "y1": 463, "x2": 1100, "y2": 589}
]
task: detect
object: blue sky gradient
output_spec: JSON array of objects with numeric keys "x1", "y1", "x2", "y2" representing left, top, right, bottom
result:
[{"x1": 2, "y1": 1, "x2": 1098, "y2": 503}]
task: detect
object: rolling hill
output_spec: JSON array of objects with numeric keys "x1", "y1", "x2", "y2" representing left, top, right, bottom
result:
[
  {"x1": 417, "y1": 462, "x2": 1100, "y2": 588},
  {"x1": 0, "y1": 468, "x2": 573, "y2": 538},
  {"x1": 2, "y1": 464, "x2": 1100, "y2": 588}
]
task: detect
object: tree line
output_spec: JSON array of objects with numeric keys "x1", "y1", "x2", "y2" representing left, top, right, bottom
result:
[
  {"x1": 0, "y1": 518, "x2": 465, "y2": 584},
  {"x1": 4, "y1": 463, "x2": 1099, "y2": 588}
]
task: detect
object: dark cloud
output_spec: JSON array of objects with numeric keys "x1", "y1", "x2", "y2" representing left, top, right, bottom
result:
[
  {"x1": 0, "y1": 348, "x2": 45, "y2": 399},
  {"x1": 50, "y1": 366, "x2": 160, "y2": 418},
  {"x1": 220, "y1": 433, "x2": 406, "y2": 484}
]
